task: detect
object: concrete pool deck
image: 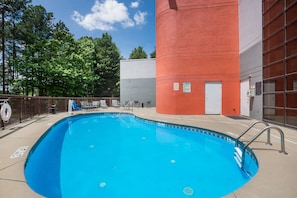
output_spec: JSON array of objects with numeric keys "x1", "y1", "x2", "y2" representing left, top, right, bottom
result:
[{"x1": 0, "y1": 107, "x2": 296, "y2": 197}]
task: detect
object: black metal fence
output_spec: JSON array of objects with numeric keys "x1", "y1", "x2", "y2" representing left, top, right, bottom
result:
[{"x1": 0, "y1": 94, "x2": 119, "y2": 128}]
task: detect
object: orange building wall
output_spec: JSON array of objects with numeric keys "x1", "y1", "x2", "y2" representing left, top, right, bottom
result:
[{"x1": 156, "y1": 0, "x2": 240, "y2": 115}]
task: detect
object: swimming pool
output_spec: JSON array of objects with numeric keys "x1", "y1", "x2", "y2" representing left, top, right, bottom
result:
[{"x1": 25, "y1": 113, "x2": 258, "y2": 198}]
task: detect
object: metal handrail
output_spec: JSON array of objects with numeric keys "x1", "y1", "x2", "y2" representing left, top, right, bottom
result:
[
  {"x1": 235, "y1": 121, "x2": 270, "y2": 146},
  {"x1": 234, "y1": 122, "x2": 287, "y2": 171},
  {"x1": 243, "y1": 126, "x2": 287, "y2": 154}
]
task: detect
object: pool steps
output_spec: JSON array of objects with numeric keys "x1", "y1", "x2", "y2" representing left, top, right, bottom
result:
[{"x1": 234, "y1": 147, "x2": 243, "y2": 168}]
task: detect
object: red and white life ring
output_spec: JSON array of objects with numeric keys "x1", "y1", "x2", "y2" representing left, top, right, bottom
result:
[{"x1": 1, "y1": 102, "x2": 12, "y2": 122}]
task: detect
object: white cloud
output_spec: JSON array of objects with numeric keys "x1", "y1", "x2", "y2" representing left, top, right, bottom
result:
[
  {"x1": 134, "y1": 11, "x2": 147, "y2": 25},
  {"x1": 72, "y1": 0, "x2": 135, "y2": 31},
  {"x1": 130, "y1": 1, "x2": 139, "y2": 8}
]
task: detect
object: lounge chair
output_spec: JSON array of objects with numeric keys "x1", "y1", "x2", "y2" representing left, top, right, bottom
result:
[
  {"x1": 100, "y1": 100, "x2": 108, "y2": 108},
  {"x1": 124, "y1": 101, "x2": 133, "y2": 110},
  {"x1": 112, "y1": 100, "x2": 120, "y2": 108},
  {"x1": 92, "y1": 101, "x2": 100, "y2": 108},
  {"x1": 146, "y1": 100, "x2": 151, "y2": 107},
  {"x1": 134, "y1": 100, "x2": 139, "y2": 107},
  {"x1": 80, "y1": 101, "x2": 91, "y2": 109}
]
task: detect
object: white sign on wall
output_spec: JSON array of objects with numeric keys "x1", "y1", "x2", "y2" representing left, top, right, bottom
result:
[
  {"x1": 183, "y1": 82, "x2": 191, "y2": 93},
  {"x1": 173, "y1": 82, "x2": 179, "y2": 91}
]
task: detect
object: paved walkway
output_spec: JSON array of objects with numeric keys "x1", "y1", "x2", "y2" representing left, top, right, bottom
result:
[{"x1": 0, "y1": 108, "x2": 296, "y2": 197}]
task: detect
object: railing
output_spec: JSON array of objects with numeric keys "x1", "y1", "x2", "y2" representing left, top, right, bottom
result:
[
  {"x1": 235, "y1": 121, "x2": 270, "y2": 147},
  {"x1": 234, "y1": 121, "x2": 287, "y2": 170},
  {"x1": 0, "y1": 94, "x2": 119, "y2": 129},
  {"x1": 243, "y1": 126, "x2": 287, "y2": 154}
]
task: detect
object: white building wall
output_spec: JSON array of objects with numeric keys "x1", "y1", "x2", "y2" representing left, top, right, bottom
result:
[
  {"x1": 239, "y1": 0, "x2": 263, "y2": 120},
  {"x1": 239, "y1": 0, "x2": 262, "y2": 54},
  {"x1": 120, "y1": 59, "x2": 156, "y2": 107},
  {"x1": 120, "y1": 59, "x2": 156, "y2": 80}
]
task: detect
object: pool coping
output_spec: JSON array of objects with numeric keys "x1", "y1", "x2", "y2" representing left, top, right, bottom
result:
[{"x1": 0, "y1": 108, "x2": 297, "y2": 197}]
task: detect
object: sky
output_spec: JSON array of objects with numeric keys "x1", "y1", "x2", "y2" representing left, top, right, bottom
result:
[{"x1": 31, "y1": 0, "x2": 156, "y2": 59}]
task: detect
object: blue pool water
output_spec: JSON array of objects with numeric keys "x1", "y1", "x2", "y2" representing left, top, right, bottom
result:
[{"x1": 25, "y1": 113, "x2": 258, "y2": 198}]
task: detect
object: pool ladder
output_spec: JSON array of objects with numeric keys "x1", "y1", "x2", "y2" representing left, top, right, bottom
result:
[{"x1": 234, "y1": 121, "x2": 287, "y2": 169}]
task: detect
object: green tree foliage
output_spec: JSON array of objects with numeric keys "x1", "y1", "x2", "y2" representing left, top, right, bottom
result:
[
  {"x1": 150, "y1": 47, "x2": 156, "y2": 58},
  {"x1": 129, "y1": 46, "x2": 147, "y2": 59},
  {"x1": 74, "y1": 36, "x2": 97, "y2": 96},
  {"x1": 14, "y1": 5, "x2": 54, "y2": 95},
  {"x1": 2, "y1": 2, "x2": 122, "y2": 97},
  {"x1": 1, "y1": 0, "x2": 32, "y2": 93},
  {"x1": 42, "y1": 21, "x2": 92, "y2": 96},
  {"x1": 93, "y1": 33, "x2": 121, "y2": 96}
]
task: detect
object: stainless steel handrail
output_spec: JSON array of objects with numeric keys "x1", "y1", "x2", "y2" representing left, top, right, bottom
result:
[
  {"x1": 234, "y1": 121, "x2": 287, "y2": 171},
  {"x1": 243, "y1": 126, "x2": 287, "y2": 154},
  {"x1": 235, "y1": 121, "x2": 270, "y2": 146}
]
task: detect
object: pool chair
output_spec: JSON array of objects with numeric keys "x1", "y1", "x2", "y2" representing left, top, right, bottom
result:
[
  {"x1": 100, "y1": 100, "x2": 108, "y2": 108},
  {"x1": 72, "y1": 100, "x2": 82, "y2": 110},
  {"x1": 134, "y1": 100, "x2": 139, "y2": 107},
  {"x1": 146, "y1": 100, "x2": 151, "y2": 107},
  {"x1": 80, "y1": 101, "x2": 90, "y2": 109},
  {"x1": 92, "y1": 101, "x2": 100, "y2": 108},
  {"x1": 112, "y1": 100, "x2": 120, "y2": 108},
  {"x1": 124, "y1": 101, "x2": 133, "y2": 110}
]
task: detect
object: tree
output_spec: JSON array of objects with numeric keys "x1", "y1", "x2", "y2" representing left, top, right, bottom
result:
[
  {"x1": 150, "y1": 47, "x2": 156, "y2": 58},
  {"x1": 42, "y1": 21, "x2": 78, "y2": 96},
  {"x1": 73, "y1": 36, "x2": 97, "y2": 96},
  {"x1": 129, "y1": 46, "x2": 147, "y2": 59},
  {"x1": 3, "y1": 2, "x2": 122, "y2": 97},
  {"x1": 3, "y1": 0, "x2": 32, "y2": 93},
  {"x1": 93, "y1": 33, "x2": 121, "y2": 96},
  {"x1": 14, "y1": 5, "x2": 54, "y2": 96}
]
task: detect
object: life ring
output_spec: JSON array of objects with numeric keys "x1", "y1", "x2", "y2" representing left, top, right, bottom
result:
[{"x1": 1, "y1": 102, "x2": 12, "y2": 122}]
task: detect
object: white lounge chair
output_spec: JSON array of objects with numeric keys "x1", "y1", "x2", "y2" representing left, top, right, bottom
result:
[
  {"x1": 112, "y1": 100, "x2": 120, "y2": 108},
  {"x1": 124, "y1": 101, "x2": 133, "y2": 110},
  {"x1": 92, "y1": 101, "x2": 100, "y2": 108},
  {"x1": 80, "y1": 101, "x2": 91, "y2": 109},
  {"x1": 100, "y1": 100, "x2": 108, "y2": 108}
]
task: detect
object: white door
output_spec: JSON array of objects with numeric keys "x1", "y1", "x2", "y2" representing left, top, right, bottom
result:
[
  {"x1": 205, "y1": 82, "x2": 222, "y2": 114},
  {"x1": 240, "y1": 79, "x2": 250, "y2": 116}
]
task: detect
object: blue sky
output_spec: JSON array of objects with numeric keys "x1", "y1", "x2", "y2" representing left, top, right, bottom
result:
[{"x1": 31, "y1": 0, "x2": 156, "y2": 59}]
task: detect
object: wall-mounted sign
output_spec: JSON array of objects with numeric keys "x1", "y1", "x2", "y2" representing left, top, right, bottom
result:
[
  {"x1": 183, "y1": 82, "x2": 191, "y2": 93},
  {"x1": 173, "y1": 82, "x2": 179, "y2": 91},
  {"x1": 255, "y1": 82, "x2": 261, "y2": 95}
]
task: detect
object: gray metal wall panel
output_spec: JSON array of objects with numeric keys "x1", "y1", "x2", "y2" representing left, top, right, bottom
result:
[
  {"x1": 120, "y1": 78, "x2": 156, "y2": 107},
  {"x1": 240, "y1": 41, "x2": 263, "y2": 120},
  {"x1": 239, "y1": 0, "x2": 263, "y2": 120},
  {"x1": 240, "y1": 41, "x2": 262, "y2": 80}
]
